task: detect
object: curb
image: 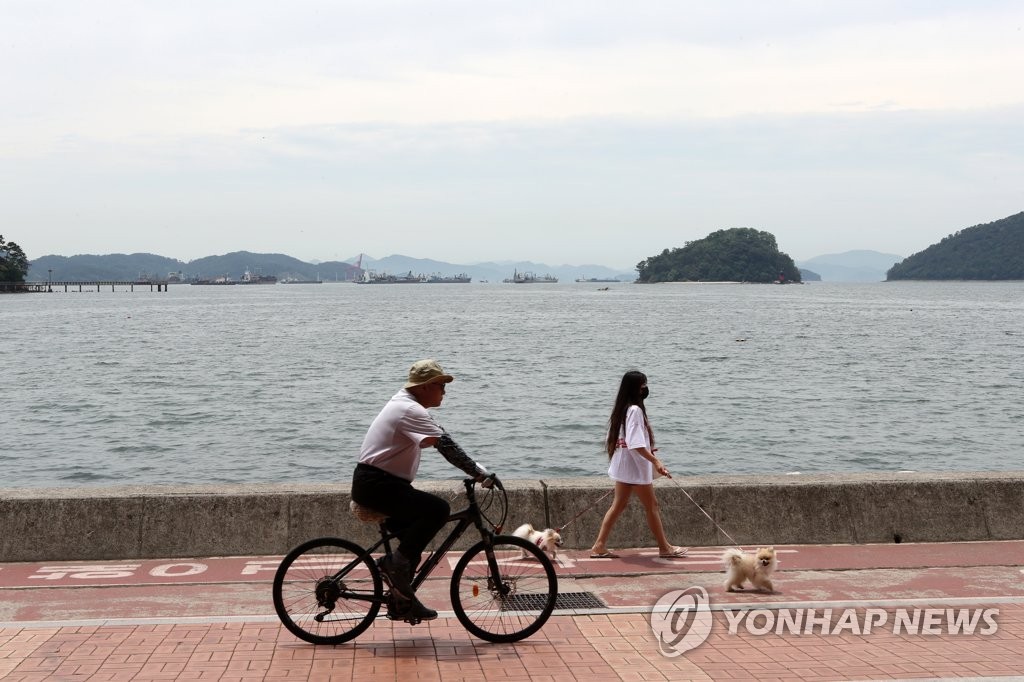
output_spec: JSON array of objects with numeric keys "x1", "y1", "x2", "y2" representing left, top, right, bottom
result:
[{"x1": 2, "y1": 472, "x2": 1023, "y2": 562}]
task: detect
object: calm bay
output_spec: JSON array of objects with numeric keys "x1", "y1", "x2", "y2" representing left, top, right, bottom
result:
[{"x1": 2, "y1": 281, "x2": 1021, "y2": 488}]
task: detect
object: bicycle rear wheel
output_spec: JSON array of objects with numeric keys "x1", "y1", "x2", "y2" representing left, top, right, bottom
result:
[
  {"x1": 272, "y1": 537, "x2": 382, "y2": 644},
  {"x1": 450, "y1": 535, "x2": 558, "y2": 642}
]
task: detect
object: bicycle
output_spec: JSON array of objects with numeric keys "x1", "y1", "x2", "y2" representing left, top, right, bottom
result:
[{"x1": 272, "y1": 476, "x2": 559, "y2": 644}]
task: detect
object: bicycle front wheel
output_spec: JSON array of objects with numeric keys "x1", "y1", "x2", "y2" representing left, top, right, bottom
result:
[
  {"x1": 272, "y1": 537, "x2": 382, "y2": 645},
  {"x1": 450, "y1": 535, "x2": 558, "y2": 642}
]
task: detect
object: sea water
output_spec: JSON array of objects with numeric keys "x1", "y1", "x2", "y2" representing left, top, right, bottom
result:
[{"x1": 2, "y1": 281, "x2": 1021, "y2": 487}]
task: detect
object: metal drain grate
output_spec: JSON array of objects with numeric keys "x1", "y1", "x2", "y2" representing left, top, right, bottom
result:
[{"x1": 501, "y1": 591, "x2": 606, "y2": 612}]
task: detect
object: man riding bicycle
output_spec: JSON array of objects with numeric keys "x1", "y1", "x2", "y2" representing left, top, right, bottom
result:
[{"x1": 350, "y1": 359, "x2": 493, "y2": 621}]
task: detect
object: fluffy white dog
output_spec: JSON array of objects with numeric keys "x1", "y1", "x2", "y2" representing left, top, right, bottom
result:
[
  {"x1": 722, "y1": 547, "x2": 779, "y2": 593},
  {"x1": 512, "y1": 523, "x2": 563, "y2": 561}
]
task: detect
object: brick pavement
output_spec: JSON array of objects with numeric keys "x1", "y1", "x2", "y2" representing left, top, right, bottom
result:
[
  {"x1": 2, "y1": 606, "x2": 1022, "y2": 681},
  {"x1": 2, "y1": 542, "x2": 1023, "y2": 681}
]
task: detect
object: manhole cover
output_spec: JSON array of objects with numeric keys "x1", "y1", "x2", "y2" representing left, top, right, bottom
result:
[{"x1": 501, "y1": 591, "x2": 606, "y2": 611}]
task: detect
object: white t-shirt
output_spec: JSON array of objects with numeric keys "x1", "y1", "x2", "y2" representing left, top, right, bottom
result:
[
  {"x1": 607, "y1": 405, "x2": 654, "y2": 485},
  {"x1": 358, "y1": 389, "x2": 444, "y2": 481}
]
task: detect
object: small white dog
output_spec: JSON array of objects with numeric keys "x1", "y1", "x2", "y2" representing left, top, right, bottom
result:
[
  {"x1": 722, "y1": 547, "x2": 779, "y2": 593},
  {"x1": 512, "y1": 523, "x2": 563, "y2": 561}
]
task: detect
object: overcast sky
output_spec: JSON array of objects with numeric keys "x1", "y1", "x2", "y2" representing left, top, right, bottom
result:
[{"x1": 3, "y1": 1, "x2": 1023, "y2": 268}]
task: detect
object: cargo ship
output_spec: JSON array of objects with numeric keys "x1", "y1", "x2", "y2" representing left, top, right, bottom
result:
[{"x1": 503, "y1": 269, "x2": 558, "y2": 283}]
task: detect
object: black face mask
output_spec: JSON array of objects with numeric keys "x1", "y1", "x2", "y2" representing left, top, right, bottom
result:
[{"x1": 640, "y1": 387, "x2": 650, "y2": 400}]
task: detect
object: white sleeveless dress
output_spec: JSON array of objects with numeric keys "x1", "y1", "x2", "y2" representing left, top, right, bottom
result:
[{"x1": 607, "y1": 405, "x2": 654, "y2": 485}]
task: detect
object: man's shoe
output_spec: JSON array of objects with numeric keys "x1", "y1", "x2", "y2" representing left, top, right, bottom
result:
[
  {"x1": 385, "y1": 594, "x2": 438, "y2": 623},
  {"x1": 405, "y1": 596, "x2": 438, "y2": 622},
  {"x1": 385, "y1": 594, "x2": 411, "y2": 620},
  {"x1": 378, "y1": 552, "x2": 415, "y2": 600}
]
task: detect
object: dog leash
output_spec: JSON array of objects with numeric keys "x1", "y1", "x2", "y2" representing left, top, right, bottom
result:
[
  {"x1": 554, "y1": 489, "x2": 614, "y2": 532},
  {"x1": 667, "y1": 477, "x2": 745, "y2": 551},
  {"x1": 533, "y1": 473, "x2": 747, "y2": 552},
  {"x1": 553, "y1": 480, "x2": 743, "y2": 549}
]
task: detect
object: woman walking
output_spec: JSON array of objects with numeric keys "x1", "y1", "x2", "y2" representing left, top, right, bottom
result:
[{"x1": 590, "y1": 370, "x2": 688, "y2": 559}]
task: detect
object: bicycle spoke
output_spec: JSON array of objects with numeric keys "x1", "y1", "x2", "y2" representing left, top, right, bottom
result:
[
  {"x1": 272, "y1": 538, "x2": 383, "y2": 645},
  {"x1": 450, "y1": 537, "x2": 558, "y2": 642}
]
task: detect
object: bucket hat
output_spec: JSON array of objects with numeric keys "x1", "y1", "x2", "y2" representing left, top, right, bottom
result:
[{"x1": 404, "y1": 359, "x2": 454, "y2": 388}]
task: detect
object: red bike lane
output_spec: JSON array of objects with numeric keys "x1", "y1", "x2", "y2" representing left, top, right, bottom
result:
[{"x1": 2, "y1": 540, "x2": 1022, "y2": 622}]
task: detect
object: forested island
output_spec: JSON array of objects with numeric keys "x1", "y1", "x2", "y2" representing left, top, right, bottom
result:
[
  {"x1": 636, "y1": 228, "x2": 802, "y2": 283},
  {"x1": 887, "y1": 211, "x2": 1024, "y2": 280}
]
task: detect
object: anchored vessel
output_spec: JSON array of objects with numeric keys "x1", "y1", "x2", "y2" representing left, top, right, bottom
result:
[
  {"x1": 191, "y1": 276, "x2": 236, "y2": 285},
  {"x1": 238, "y1": 270, "x2": 277, "y2": 284},
  {"x1": 503, "y1": 269, "x2": 558, "y2": 283},
  {"x1": 426, "y1": 273, "x2": 472, "y2": 283},
  {"x1": 354, "y1": 270, "x2": 425, "y2": 284}
]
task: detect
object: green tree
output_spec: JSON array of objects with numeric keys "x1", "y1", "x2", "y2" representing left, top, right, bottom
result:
[{"x1": 0, "y1": 235, "x2": 29, "y2": 283}]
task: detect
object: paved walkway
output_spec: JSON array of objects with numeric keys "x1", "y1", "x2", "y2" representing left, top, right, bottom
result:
[{"x1": 2, "y1": 541, "x2": 1023, "y2": 680}]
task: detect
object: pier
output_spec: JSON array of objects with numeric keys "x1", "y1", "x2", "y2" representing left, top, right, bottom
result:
[{"x1": 0, "y1": 280, "x2": 169, "y2": 293}]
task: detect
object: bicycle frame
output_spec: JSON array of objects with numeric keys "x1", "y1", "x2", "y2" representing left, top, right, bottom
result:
[
  {"x1": 411, "y1": 478, "x2": 497, "y2": 591},
  {"x1": 331, "y1": 478, "x2": 500, "y2": 605},
  {"x1": 273, "y1": 474, "x2": 557, "y2": 644}
]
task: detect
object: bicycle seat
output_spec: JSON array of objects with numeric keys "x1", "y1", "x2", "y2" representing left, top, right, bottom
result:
[{"x1": 349, "y1": 500, "x2": 388, "y2": 524}]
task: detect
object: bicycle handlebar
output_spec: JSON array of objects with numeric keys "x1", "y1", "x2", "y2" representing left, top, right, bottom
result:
[{"x1": 463, "y1": 473, "x2": 503, "y2": 491}]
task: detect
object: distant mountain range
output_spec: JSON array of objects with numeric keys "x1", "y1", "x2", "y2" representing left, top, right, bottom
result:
[
  {"x1": 26, "y1": 251, "x2": 637, "y2": 283},
  {"x1": 28, "y1": 210, "x2": 1024, "y2": 284},
  {"x1": 797, "y1": 250, "x2": 904, "y2": 282},
  {"x1": 28, "y1": 252, "x2": 361, "y2": 283},
  {"x1": 26, "y1": 249, "x2": 914, "y2": 283},
  {"x1": 355, "y1": 255, "x2": 635, "y2": 283}
]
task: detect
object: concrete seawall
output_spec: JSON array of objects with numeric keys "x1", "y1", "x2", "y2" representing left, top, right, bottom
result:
[{"x1": 2, "y1": 472, "x2": 1023, "y2": 562}]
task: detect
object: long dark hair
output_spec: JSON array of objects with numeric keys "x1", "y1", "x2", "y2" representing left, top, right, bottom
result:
[{"x1": 606, "y1": 370, "x2": 653, "y2": 457}]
